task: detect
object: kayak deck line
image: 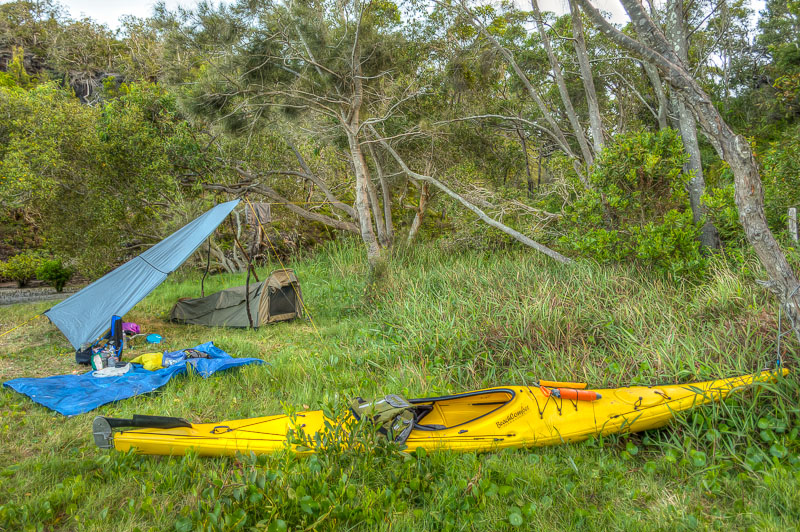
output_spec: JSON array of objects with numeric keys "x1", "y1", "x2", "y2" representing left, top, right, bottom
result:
[{"x1": 93, "y1": 369, "x2": 788, "y2": 457}]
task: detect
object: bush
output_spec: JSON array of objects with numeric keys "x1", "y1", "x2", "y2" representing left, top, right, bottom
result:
[
  {"x1": 0, "y1": 251, "x2": 43, "y2": 287},
  {"x1": 36, "y1": 259, "x2": 74, "y2": 292},
  {"x1": 558, "y1": 129, "x2": 707, "y2": 279}
]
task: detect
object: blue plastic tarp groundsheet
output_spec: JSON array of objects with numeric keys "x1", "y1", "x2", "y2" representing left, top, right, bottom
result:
[{"x1": 3, "y1": 342, "x2": 264, "y2": 416}]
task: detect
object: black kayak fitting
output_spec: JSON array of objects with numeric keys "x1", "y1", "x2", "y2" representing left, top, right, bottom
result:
[{"x1": 93, "y1": 415, "x2": 192, "y2": 449}]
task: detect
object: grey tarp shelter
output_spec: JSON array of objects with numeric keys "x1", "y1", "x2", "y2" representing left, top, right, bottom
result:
[
  {"x1": 169, "y1": 269, "x2": 302, "y2": 328},
  {"x1": 44, "y1": 200, "x2": 240, "y2": 348}
]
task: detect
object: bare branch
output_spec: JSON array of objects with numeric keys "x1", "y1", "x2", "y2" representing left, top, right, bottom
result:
[{"x1": 370, "y1": 125, "x2": 573, "y2": 264}]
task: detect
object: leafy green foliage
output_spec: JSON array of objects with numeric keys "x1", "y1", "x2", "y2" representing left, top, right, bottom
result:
[
  {"x1": 35, "y1": 259, "x2": 73, "y2": 291},
  {"x1": 0, "y1": 81, "x2": 207, "y2": 276},
  {"x1": 559, "y1": 129, "x2": 706, "y2": 279},
  {"x1": 0, "y1": 251, "x2": 43, "y2": 287}
]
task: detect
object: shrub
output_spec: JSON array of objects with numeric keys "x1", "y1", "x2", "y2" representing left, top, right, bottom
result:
[
  {"x1": 558, "y1": 129, "x2": 707, "y2": 279},
  {"x1": 0, "y1": 251, "x2": 43, "y2": 287},
  {"x1": 36, "y1": 259, "x2": 74, "y2": 292}
]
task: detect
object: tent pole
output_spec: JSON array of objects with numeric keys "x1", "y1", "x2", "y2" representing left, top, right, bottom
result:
[
  {"x1": 245, "y1": 262, "x2": 255, "y2": 329},
  {"x1": 201, "y1": 237, "x2": 211, "y2": 298}
]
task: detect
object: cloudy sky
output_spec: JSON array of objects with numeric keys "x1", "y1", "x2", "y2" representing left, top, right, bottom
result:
[{"x1": 4, "y1": 0, "x2": 633, "y2": 29}]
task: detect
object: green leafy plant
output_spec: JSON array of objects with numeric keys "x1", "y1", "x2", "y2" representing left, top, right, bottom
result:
[
  {"x1": 559, "y1": 129, "x2": 707, "y2": 279},
  {"x1": 35, "y1": 259, "x2": 73, "y2": 292},
  {"x1": 0, "y1": 251, "x2": 43, "y2": 287}
]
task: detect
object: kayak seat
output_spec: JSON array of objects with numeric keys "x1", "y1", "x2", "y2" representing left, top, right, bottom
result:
[{"x1": 411, "y1": 404, "x2": 446, "y2": 430}]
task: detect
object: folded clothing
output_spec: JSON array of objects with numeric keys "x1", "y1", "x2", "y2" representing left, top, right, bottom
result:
[{"x1": 3, "y1": 342, "x2": 264, "y2": 416}]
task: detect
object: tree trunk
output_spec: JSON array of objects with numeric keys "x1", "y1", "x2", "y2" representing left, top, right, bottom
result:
[
  {"x1": 567, "y1": 0, "x2": 605, "y2": 153},
  {"x1": 576, "y1": 0, "x2": 800, "y2": 342},
  {"x1": 407, "y1": 181, "x2": 429, "y2": 245},
  {"x1": 367, "y1": 142, "x2": 395, "y2": 245},
  {"x1": 643, "y1": 61, "x2": 670, "y2": 130},
  {"x1": 531, "y1": 0, "x2": 594, "y2": 166},
  {"x1": 346, "y1": 125, "x2": 384, "y2": 268},
  {"x1": 665, "y1": 0, "x2": 721, "y2": 250},
  {"x1": 364, "y1": 165, "x2": 390, "y2": 248}
]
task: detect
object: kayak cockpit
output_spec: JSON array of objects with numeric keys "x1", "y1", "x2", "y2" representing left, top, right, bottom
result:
[{"x1": 409, "y1": 388, "x2": 515, "y2": 430}]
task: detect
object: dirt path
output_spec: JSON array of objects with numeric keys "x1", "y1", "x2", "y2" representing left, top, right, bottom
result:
[{"x1": 0, "y1": 285, "x2": 84, "y2": 306}]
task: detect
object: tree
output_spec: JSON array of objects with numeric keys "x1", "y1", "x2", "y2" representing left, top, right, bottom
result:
[
  {"x1": 0, "y1": 81, "x2": 206, "y2": 275},
  {"x1": 664, "y1": 0, "x2": 720, "y2": 249},
  {"x1": 575, "y1": 0, "x2": 800, "y2": 340},
  {"x1": 162, "y1": 0, "x2": 423, "y2": 269}
]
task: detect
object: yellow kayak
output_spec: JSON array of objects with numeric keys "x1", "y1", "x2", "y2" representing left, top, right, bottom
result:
[{"x1": 93, "y1": 369, "x2": 786, "y2": 456}]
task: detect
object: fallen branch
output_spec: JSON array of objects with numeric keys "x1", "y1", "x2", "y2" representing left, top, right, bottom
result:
[{"x1": 370, "y1": 126, "x2": 573, "y2": 265}]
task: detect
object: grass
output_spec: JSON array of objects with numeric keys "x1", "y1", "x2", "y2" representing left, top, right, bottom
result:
[{"x1": 1, "y1": 240, "x2": 799, "y2": 531}]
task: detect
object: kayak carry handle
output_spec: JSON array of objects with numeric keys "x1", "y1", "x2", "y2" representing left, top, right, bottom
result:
[{"x1": 540, "y1": 386, "x2": 601, "y2": 401}]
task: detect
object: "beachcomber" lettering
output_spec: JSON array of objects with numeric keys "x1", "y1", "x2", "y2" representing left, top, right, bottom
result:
[{"x1": 495, "y1": 405, "x2": 529, "y2": 429}]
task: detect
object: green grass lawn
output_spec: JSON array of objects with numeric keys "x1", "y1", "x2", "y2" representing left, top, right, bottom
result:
[{"x1": 1, "y1": 242, "x2": 798, "y2": 531}]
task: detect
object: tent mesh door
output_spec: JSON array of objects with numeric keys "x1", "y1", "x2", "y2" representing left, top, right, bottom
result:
[{"x1": 268, "y1": 285, "x2": 298, "y2": 321}]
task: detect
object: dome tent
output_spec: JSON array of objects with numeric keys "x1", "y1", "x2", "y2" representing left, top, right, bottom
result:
[{"x1": 169, "y1": 269, "x2": 302, "y2": 328}]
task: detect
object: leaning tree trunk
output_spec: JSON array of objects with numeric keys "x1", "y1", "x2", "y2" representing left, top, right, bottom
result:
[
  {"x1": 665, "y1": 0, "x2": 721, "y2": 250},
  {"x1": 576, "y1": 0, "x2": 800, "y2": 342},
  {"x1": 372, "y1": 127, "x2": 574, "y2": 264}
]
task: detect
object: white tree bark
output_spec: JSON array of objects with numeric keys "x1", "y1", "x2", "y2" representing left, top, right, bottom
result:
[
  {"x1": 665, "y1": 0, "x2": 720, "y2": 250},
  {"x1": 367, "y1": 142, "x2": 395, "y2": 245},
  {"x1": 531, "y1": 0, "x2": 594, "y2": 166},
  {"x1": 406, "y1": 181, "x2": 429, "y2": 245},
  {"x1": 567, "y1": 0, "x2": 605, "y2": 153},
  {"x1": 643, "y1": 61, "x2": 670, "y2": 130}
]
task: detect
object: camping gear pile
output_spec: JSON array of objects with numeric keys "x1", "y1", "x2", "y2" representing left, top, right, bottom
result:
[
  {"x1": 2, "y1": 201, "x2": 273, "y2": 416},
  {"x1": 169, "y1": 269, "x2": 302, "y2": 328},
  {"x1": 4, "y1": 342, "x2": 263, "y2": 416},
  {"x1": 92, "y1": 369, "x2": 787, "y2": 456}
]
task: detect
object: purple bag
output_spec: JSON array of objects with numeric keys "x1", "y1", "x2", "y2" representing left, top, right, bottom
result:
[{"x1": 122, "y1": 322, "x2": 140, "y2": 335}]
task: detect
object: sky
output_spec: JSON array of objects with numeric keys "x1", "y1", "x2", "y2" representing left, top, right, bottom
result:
[
  {"x1": 0, "y1": 0, "x2": 632, "y2": 29},
  {"x1": 0, "y1": 0, "x2": 765, "y2": 30}
]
